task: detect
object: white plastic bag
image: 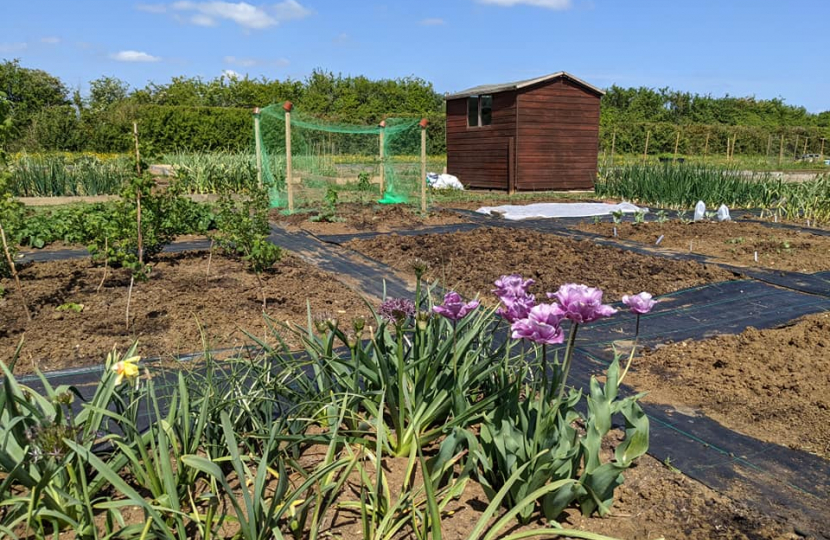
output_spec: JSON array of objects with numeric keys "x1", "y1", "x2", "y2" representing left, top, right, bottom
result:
[
  {"x1": 717, "y1": 204, "x2": 731, "y2": 222},
  {"x1": 694, "y1": 201, "x2": 706, "y2": 221}
]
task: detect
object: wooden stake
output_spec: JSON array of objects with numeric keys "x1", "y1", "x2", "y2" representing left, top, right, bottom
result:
[
  {"x1": 803, "y1": 137, "x2": 808, "y2": 157},
  {"x1": 794, "y1": 135, "x2": 799, "y2": 160},
  {"x1": 610, "y1": 130, "x2": 616, "y2": 166},
  {"x1": 778, "y1": 133, "x2": 784, "y2": 166},
  {"x1": 820, "y1": 138, "x2": 826, "y2": 162},
  {"x1": 379, "y1": 124, "x2": 386, "y2": 196},
  {"x1": 673, "y1": 131, "x2": 680, "y2": 163},
  {"x1": 132, "y1": 122, "x2": 143, "y2": 266},
  {"x1": 284, "y1": 103, "x2": 295, "y2": 213},
  {"x1": 205, "y1": 239, "x2": 214, "y2": 282},
  {"x1": 642, "y1": 130, "x2": 650, "y2": 164},
  {"x1": 0, "y1": 223, "x2": 31, "y2": 322},
  {"x1": 253, "y1": 108, "x2": 263, "y2": 189},
  {"x1": 703, "y1": 132, "x2": 710, "y2": 161},
  {"x1": 132, "y1": 121, "x2": 142, "y2": 175},
  {"x1": 766, "y1": 133, "x2": 772, "y2": 163},
  {"x1": 420, "y1": 120, "x2": 427, "y2": 214}
]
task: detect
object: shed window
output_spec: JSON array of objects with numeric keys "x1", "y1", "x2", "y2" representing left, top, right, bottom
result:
[{"x1": 467, "y1": 95, "x2": 493, "y2": 127}]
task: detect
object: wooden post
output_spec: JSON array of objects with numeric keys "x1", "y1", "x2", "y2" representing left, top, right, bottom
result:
[
  {"x1": 0, "y1": 223, "x2": 31, "y2": 322},
  {"x1": 283, "y1": 101, "x2": 294, "y2": 213},
  {"x1": 378, "y1": 120, "x2": 386, "y2": 196},
  {"x1": 778, "y1": 134, "x2": 784, "y2": 166},
  {"x1": 508, "y1": 137, "x2": 515, "y2": 194},
  {"x1": 419, "y1": 119, "x2": 428, "y2": 214},
  {"x1": 766, "y1": 133, "x2": 772, "y2": 163},
  {"x1": 820, "y1": 138, "x2": 826, "y2": 162},
  {"x1": 609, "y1": 130, "x2": 616, "y2": 166},
  {"x1": 673, "y1": 131, "x2": 680, "y2": 163},
  {"x1": 794, "y1": 134, "x2": 799, "y2": 160},
  {"x1": 642, "y1": 130, "x2": 650, "y2": 164},
  {"x1": 253, "y1": 107, "x2": 263, "y2": 189},
  {"x1": 132, "y1": 122, "x2": 143, "y2": 266},
  {"x1": 803, "y1": 137, "x2": 808, "y2": 157},
  {"x1": 703, "y1": 131, "x2": 710, "y2": 162},
  {"x1": 132, "y1": 121, "x2": 142, "y2": 175}
]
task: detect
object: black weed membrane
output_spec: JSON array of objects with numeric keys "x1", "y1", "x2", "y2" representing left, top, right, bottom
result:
[{"x1": 5, "y1": 216, "x2": 830, "y2": 537}]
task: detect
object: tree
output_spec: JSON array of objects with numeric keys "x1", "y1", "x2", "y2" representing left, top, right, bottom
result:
[{"x1": 88, "y1": 76, "x2": 130, "y2": 111}]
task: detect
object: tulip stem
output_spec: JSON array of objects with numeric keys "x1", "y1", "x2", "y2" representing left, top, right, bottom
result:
[
  {"x1": 619, "y1": 314, "x2": 640, "y2": 385},
  {"x1": 556, "y1": 322, "x2": 580, "y2": 403}
]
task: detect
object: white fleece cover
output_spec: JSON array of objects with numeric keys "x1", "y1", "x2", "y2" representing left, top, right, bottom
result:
[{"x1": 476, "y1": 202, "x2": 648, "y2": 221}]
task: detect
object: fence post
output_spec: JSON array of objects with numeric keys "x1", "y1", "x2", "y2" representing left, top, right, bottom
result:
[
  {"x1": 283, "y1": 101, "x2": 294, "y2": 213},
  {"x1": 419, "y1": 118, "x2": 428, "y2": 214},
  {"x1": 703, "y1": 131, "x2": 710, "y2": 162},
  {"x1": 778, "y1": 133, "x2": 784, "y2": 167},
  {"x1": 821, "y1": 138, "x2": 826, "y2": 163},
  {"x1": 378, "y1": 120, "x2": 386, "y2": 197},
  {"x1": 642, "y1": 130, "x2": 650, "y2": 164},
  {"x1": 610, "y1": 130, "x2": 616, "y2": 167},
  {"x1": 794, "y1": 135, "x2": 799, "y2": 160},
  {"x1": 253, "y1": 107, "x2": 263, "y2": 189},
  {"x1": 673, "y1": 131, "x2": 680, "y2": 163},
  {"x1": 766, "y1": 133, "x2": 772, "y2": 163}
]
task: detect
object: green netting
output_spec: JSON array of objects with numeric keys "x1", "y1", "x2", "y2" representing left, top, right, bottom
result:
[{"x1": 256, "y1": 105, "x2": 421, "y2": 210}]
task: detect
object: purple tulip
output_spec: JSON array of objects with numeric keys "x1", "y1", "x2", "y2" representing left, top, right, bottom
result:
[
  {"x1": 622, "y1": 292, "x2": 655, "y2": 315},
  {"x1": 379, "y1": 297, "x2": 415, "y2": 325},
  {"x1": 548, "y1": 283, "x2": 617, "y2": 324},
  {"x1": 510, "y1": 303, "x2": 566, "y2": 345},
  {"x1": 496, "y1": 293, "x2": 536, "y2": 323},
  {"x1": 433, "y1": 291, "x2": 480, "y2": 321},
  {"x1": 493, "y1": 274, "x2": 535, "y2": 298}
]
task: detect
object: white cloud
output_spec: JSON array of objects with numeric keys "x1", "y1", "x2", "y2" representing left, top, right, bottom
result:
[
  {"x1": 333, "y1": 32, "x2": 350, "y2": 45},
  {"x1": 40, "y1": 37, "x2": 61, "y2": 44},
  {"x1": 272, "y1": 0, "x2": 311, "y2": 22},
  {"x1": 110, "y1": 50, "x2": 161, "y2": 62},
  {"x1": 136, "y1": 3, "x2": 168, "y2": 13},
  {"x1": 164, "y1": 1, "x2": 311, "y2": 29},
  {"x1": 420, "y1": 18, "x2": 446, "y2": 26},
  {"x1": 222, "y1": 69, "x2": 242, "y2": 79},
  {"x1": 190, "y1": 13, "x2": 217, "y2": 26},
  {"x1": 0, "y1": 42, "x2": 27, "y2": 53},
  {"x1": 478, "y1": 0, "x2": 572, "y2": 9}
]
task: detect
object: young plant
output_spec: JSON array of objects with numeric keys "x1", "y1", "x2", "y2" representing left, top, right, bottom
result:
[
  {"x1": 610, "y1": 209, "x2": 624, "y2": 224},
  {"x1": 310, "y1": 185, "x2": 342, "y2": 223},
  {"x1": 213, "y1": 189, "x2": 281, "y2": 309}
]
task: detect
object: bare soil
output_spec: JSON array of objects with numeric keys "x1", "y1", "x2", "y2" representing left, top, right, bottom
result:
[
  {"x1": 270, "y1": 202, "x2": 468, "y2": 235},
  {"x1": 346, "y1": 227, "x2": 736, "y2": 301},
  {"x1": 627, "y1": 311, "x2": 830, "y2": 457},
  {"x1": 0, "y1": 252, "x2": 371, "y2": 373},
  {"x1": 577, "y1": 221, "x2": 830, "y2": 273}
]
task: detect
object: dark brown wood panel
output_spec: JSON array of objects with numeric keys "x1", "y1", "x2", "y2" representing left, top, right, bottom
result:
[{"x1": 447, "y1": 76, "x2": 601, "y2": 191}]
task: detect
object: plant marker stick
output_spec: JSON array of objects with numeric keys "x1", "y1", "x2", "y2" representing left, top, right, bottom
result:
[
  {"x1": 754, "y1": 251, "x2": 758, "y2": 263},
  {"x1": 655, "y1": 235, "x2": 664, "y2": 245},
  {"x1": 0, "y1": 223, "x2": 31, "y2": 321},
  {"x1": 613, "y1": 227, "x2": 617, "y2": 237}
]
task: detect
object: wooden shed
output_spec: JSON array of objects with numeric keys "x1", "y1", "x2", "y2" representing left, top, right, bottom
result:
[{"x1": 445, "y1": 72, "x2": 604, "y2": 192}]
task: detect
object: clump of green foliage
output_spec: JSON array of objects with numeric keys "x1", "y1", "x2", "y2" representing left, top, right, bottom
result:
[
  {"x1": 309, "y1": 185, "x2": 341, "y2": 223},
  {"x1": 213, "y1": 189, "x2": 281, "y2": 308}
]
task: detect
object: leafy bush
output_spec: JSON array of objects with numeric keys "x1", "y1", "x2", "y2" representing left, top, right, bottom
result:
[{"x1": 213, "y1": 189, "x2": 281, "y2": 307}]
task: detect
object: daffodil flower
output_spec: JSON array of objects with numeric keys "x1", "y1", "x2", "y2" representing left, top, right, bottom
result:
[{"x1": 112, "y1": 356, "x2": 140, "y2": 385}]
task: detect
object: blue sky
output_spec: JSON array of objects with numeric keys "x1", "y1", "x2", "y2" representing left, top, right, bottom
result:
[{"x1": 2, "y1": 0, "x2": 828, "y2": 113}]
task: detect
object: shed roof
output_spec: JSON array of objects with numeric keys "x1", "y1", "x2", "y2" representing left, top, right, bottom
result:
[{"x1": 444, "y1": 71, "x2": 605, "y2": 100}]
